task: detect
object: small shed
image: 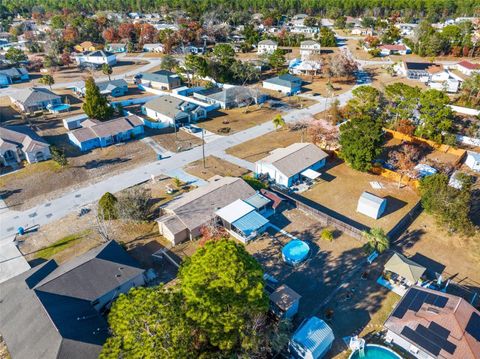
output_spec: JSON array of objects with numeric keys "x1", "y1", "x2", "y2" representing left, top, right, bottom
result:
[
  {"x1": 63, "y1": 113, "x2": 89, "y2": 130},
  {"x1": 269, "y1": 284, "x2": 301, "y2": 319},
  {"x1": 384, "y1": 252, "x2": 426, "y2": 285},
  {"x1": 289, "y1": 317, "x2": 335, "y2": 359},
  {"x1": 465, "y1": 151, "x2": 480, "y2": 172},
  {"x1": 357, "y1": 192, "x2": 387, "y2": 219}
]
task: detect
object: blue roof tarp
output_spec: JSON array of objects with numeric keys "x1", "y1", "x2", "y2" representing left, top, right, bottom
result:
[{"x1": 232, "y1": 211, "x2": 269, "y2": 236}]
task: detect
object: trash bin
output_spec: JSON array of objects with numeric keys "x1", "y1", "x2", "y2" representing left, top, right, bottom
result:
[
  {"x1": 17, "y1": 227, "x2": 25, "y2": 235},
  {"x1": 157, "y1": 154, "x2": 162, "y2": 160}
]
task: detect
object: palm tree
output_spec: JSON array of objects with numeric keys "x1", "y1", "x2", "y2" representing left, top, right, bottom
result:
[
  {"x1": 272, "y1": 114, "x2": 286, "y2": 130},
  {"x1": 362, "y1": 227, "x2": 390, "y2": 254},
  {"x1": 102, "y1": 64, "x2": 113, "y2": 81}
]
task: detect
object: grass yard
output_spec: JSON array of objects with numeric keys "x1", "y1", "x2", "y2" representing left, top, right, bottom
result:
[
  {"x1": 0, "y1": 140, "x2": 156, "y2": 210},
  {"x1": 302, "y1": 77, "x2": 356, "y2": 97},
  {"x1": 145, "y1": 127, "x2": 203, "y2": 152},
  {"x1": 226, "y1": 128, "x2": 304, "y2": 162},
  {"x1": 394, "y1": 212, "x2": 480, "y2": 284},
  {"x1": 197, "y1": 106, "x2": 281, "y2": 134},
  {"x1": 33, "y1": 230, "x2": 92, "y2": 260},
  {"x1": 302, "y1": 160, "x2": 420, "y2": 232},
  {"x1": 184, "y1": 156, "x2": 249, "y2": 180},
  {"x1": 365, "y1": 65, "x2": 428, "y2": 92}
]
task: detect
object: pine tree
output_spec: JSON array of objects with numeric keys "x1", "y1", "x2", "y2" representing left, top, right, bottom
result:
[{"x1": 82, "y1": 77, "x2": 113, "y2": 121}]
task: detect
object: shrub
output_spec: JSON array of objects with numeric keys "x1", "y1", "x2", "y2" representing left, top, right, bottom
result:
[
  {"x1": 321, "y1": 228, "x2": 334, "y2": 242},
  {"x1": 242, "y1": 175, "x2": 267, "y2": 190},
  {"x1": 50, "y1": 146, "x2": 68, "y2": 167},
  {"x1": 98, "y1": 192, "x2": 118, "y2": 220}
]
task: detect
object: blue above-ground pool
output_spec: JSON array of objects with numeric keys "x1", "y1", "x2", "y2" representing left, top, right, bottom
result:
[
  {"x1": 48, "y1": 104, "x2": 71, "y2": 113},
  {"x1": 349, "y1": 345, "x2": 401, "y2": 359},
  {"x1": 282, "y1": 240, "x2": 310, "y2": 265}
]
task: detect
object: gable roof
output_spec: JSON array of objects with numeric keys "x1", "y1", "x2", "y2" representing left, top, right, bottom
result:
[
  {"x1": 358, "y1": 191, "x2": 386, "y2": 209},
  {"x1": 258, "y1": 39, "x2": 277, "y2": 46},
  {"x1": 458, "y1": 61, "x2": 480, "y2": 70},
  {"x1": 10, "y1": 87, "x2": 61, "y2": 106},
  {"x1": 0, "y1": 125, "x2": 49, "y2": 152},
  {"x1": 0, "y1": 240, "x2": 143, "y2": 359},
  {"x1": 385, "y1": 286, "x2": 480, "y2": 359},
  {"x1": 158, "y1": 176, "x2": 256, "y2": 231},
  {"x1": 200, "y1": 86, "x2": 260, "y2": 105},
  {"x1": 380, "y1": 44, "x2": 407, "y2": 51},
  {"x1": 0, "y1": 67, "x2": 28, "y2": 78},
  {"x1": 264, "y1": 74, "x2": 302, "y2": 88},
  {"x1": 144, "y1": 95, "x2": 195, "y2": 119},
  {"x1": 258, "y1": 143, "x2": 328, "y2": 178},
  {"x1": 85, "y1": 50, "x2": 114, "y2": 58},
  {"x1": 69, "y1": 115, "x2": 143, "y2": 143},
  {"x1": 300, "y1": 40, "x2": 320, "y2": 47},
  {"x1": 140, "y1": 70, "x2": 179, "y2": 84},
  {"x1": 291, "y1": 317, "x2": 335, "y2": 357}
]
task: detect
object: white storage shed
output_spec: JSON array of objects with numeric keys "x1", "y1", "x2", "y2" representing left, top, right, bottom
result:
[{"x1": 357, "y1": 192, "x2": 387, "y2": 219}]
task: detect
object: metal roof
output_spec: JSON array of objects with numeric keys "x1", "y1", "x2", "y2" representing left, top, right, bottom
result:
[
  {"x1": 245, "y1": 193, "x2": 271, "y2": 209},
  {"x1": 216, "y1": 199, "x2": 255, "y2": 223},
  {"x1": 359, "y1": 191, "x2": 385, "y2": 208},
  {"x1": 231, "y1": 210, "x2": 269, "y2": 235},
  {"x1": 291, "y1": 317, "x2": 335, "y2": 358}
]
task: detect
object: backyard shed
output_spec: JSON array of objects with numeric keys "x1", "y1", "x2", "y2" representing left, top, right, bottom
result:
[
  {"x1": 384, "y1": 252, "x2": 426, "y2": 285},
  {"x1": 356, "y1": 192, "x2": 387, "y2": 219},
  {"x1": 289, "y1": 316, "x2": 335, "y2": 359},
  {"x1": 269, "y1": 284, "x2": 301, "y2": 319},
  {"x1": 465, "y1": 151, "x2": 480, "y2": 172}
]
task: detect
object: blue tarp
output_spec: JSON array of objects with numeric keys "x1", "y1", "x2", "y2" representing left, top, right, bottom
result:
[{"x1": 232, "y1": 211, "x2": 269, "y2": 236}]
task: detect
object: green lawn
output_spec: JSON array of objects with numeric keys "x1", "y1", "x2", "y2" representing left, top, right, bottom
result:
[{"x1": 33, "y1": 230, "x2": 91, "y2": 259}]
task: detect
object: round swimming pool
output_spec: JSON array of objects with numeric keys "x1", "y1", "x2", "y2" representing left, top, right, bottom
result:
[
  {"x1": 349, "y1": 344, "x2": 401, "y2": 359},
  {"x1": 282, "y1": 240, "x2": 310, "y2": 265}
]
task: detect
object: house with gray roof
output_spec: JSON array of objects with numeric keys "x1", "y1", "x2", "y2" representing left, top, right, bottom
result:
[
  {"x1": 255, "y1": 142, "x2": 328, "y2": 187},
  {"x1": 263, "y1": 74, "x2": 303, "y2": 95},
  {"x1": 0, "y1": 240, "x2": 145, "y2": 359},
  {"x1": 73, "y1": 79, "x2": 128, "y2": 97},
  {"x1": 75, "y1": 50, "x2": 117, "y2": 67},
  {"x1": 0, "y1": 67, "x2": 29, "y2": 86},
  {"x1": 156, "y1": 176, "x2": 256, "y2": 245},
  {"x1": 9, "y1": 87, "x2": 62, "y2": 113},
  {"x1": 257, "y1": 39, "x2": 278, "y2": 54},
  {"x1": 0, "y1": 125, "x2": 51, "y2": 165},
  {"x1": 143, "y1": 95, "x2": 207, "y2": 128},
  {"x1": 193, "y1": 86, "x2": 266, "y2": 109},
  {"x1": 137, "y1": 70, "x2": 181, "y2": 90},
  {"x1": 68, "y1": 114, "x2": 144, "y2": 151}
]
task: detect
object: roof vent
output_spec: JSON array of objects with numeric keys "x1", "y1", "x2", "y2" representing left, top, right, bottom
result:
[{"x1": 426, "y1": 307, "x2": 439, "y2": 314}]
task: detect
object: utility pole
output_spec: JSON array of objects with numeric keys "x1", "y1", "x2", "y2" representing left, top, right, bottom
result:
[{"x1": 202, "y1": 128, "x2": 206, "y2": 168}]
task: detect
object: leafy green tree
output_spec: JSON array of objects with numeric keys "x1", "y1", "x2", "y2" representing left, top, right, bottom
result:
[
  {"x1": 419, "y1": 173, "x2": 474, "y2": 235},
  {"x1": 363, "y1": 228, "x2": 390, "y2": 253},
  {"x1": 98, "y1": 192, "x2": 118, "y2": 220},
  {"x1": 304, "y1": 16, "x2": 318, "y2": 27},
  {"x1": 212, "y1": 43, "x2": 235, "y2": 66},
  {"x1": 272, "y1": 114, "x2": 286, "y2": 130},
  {"x1": 242, "y1": 175, "x2": 267, "y2": 190},
  {"x1": 82, "y1": 77, "x2": 113, "y2": 121},
  {"x1": 179, "y1": 239, "x2": 268, "y2": 352},
  {"x1": 346, "y1": 86, "x2": 384, "y2": 119},
  {"x1": 100, "y1": 286, "x2": 196, "y2": 359},
  {"x1": 184, "y1": 54, "x2": 208, "y2": 85},
  {"x1": 459, "y1": 72, "x2": 480, "y2": 108},
  {"x1": 39, "y1": 74, "x2": 54, "y2": 89},
  {"x1": 101, "y1": 63, "x2": 112, "y2": 81},
  {"x1": 384, "y1": 83, "x2": 421, "y2": 124},
  {"x1": 319, "y1": 27, "x2": 337, "y2": 47},
  {"x1": 339, "y1": 114, "x2": 383, "y2": 172},
  {"x1": 50, "y1": 145, "x2": 68, "y2": 166},
  {"x1": 5, "y1": 47, "x2": 27, "y2": 63},
  {"x1": 416, "y1": 89, "x2": 454, "y2": 144},
  {"x1": 160, "y1": 54, "x2": 179, "y2": 71},
  {"x1": 268, "y1": 49, "x2": 285, "y2": 71},
  {"x1": 50, "y1": 14, "x2": 65, "y2": 29}
]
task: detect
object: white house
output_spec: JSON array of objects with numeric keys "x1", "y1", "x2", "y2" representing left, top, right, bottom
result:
[
  {"x1": 357, "y1": 192, "x2": 387, "y2": 219},
  {"x1": 263, "y1": 74, "x2": 302, "y2": 95},
  {"x1": 465, "y1": 151, "x2": 480, "y2": 172},
  {"x1": 379, "y1": 44, "x2": 410, "y2": 56},
  {"x1": 257, "y1": 39, "x2": 278, "y2": 54},
  {"x1": 0, "y1": 125, "x2": 51, "y2": 166},
  {"x1": 455, "y1": 60, "x2": 480, "y2": 77},
  {"x1": 142, "y1": 43, "x2": 165, "y2": 53},
  {"x1": 75, "y1": 50, "x2": 117, "y2": 66},
  {"x1": 143, "y1": 95, "x2": 207, "y2": 128},
  {"x1": 289, "y1": 317, "x2": 335, "y2": 359},
  {"x1": 255, "y1": 143, "x2": 328, "y2": 187},
  {"x1": 300, "y1": 40, "x2": 321, "y2": 60},
  {"x1": 290, "y1": 26, "x2": 319, "y2": 35}
]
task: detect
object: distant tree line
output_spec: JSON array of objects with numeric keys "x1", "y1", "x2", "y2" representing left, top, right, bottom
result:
[{"x1": 2, "y1": 0, "x2": 479, "y2": 21}]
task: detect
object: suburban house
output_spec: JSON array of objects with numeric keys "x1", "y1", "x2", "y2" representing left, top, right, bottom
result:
[
  {"x1": 0, "y1": 67, "x2": 29, "y2": 86},
  {"x1": 290, "y1": 25, "x2": 319, "y2": 35},
  {"x1": 0, "y1": 240, "x2": 145, "y2": 359},
  {"x1": 9, "y1": 87, "x2": 62, "y2": 113},
  {"x1": 384, "y1": 286, "x2": 480, "y2": 359},
  {"x1": 74, "y1": 41, "x2": 103, "y2": 52},
  {"x1": 425, "y1": 65, "x2": 460, "y2": 93},
  {"x1": 465, "y1": 151, "x2": 480, "y2": 172},
  {"x1": 399, "y1": 61, "x2": 439, "y2": 80},
  {"x1": 257, "y1": 39, "x2": 278, "y2": 54},
  {"x1": 263, "y1": 74, "x2": 303, "y2": 95},
  {"x1": 357, "y1": 191, "x2": 387, "y2": 219},
  {"x1": 142, "y1": 43, "x2": 165, "y2": 53},
  {"x1": 63, "y1": 113, "x2": 89, "y2": 130},
  {"x1": 455, "y1": 60, "x2": 480, "y2": 77},
  {"x1": 215, "y1": 197, "x2": 271, "y2": 242},
  {"x1": 143, "y1": 95, "x2": 207, "y2": 127},
  {"x1": 156, "y1": 176, "x2": 256, "y2": 245},
  {"x1": 255, "y1": 143, "x2": 328, "y2": 187},
  {"x1": 289, "y1": 316, "x2": 335, "y2": 359},
  {"x1": 105, "y1": 43, "x2": 127, "y2": 53},
  {"x1": 68, "y1": 115, "x2": 144, "y2": 151},
  {"x1": 137, "y1": 70, "x2": 181, "y2": 90},
  {"x1": 192, "y1": 86, "x2": 266, "y2": 109},
  {"x1": 300, "y1": 40, "x2": 321, "y2": 60},
  {"x1": 73, "y1": 79, "x2": 129, "y2": 97},
  {"x1": 269, "y1": 284, "x2": 301, "y2": 319},
  {"x1": 0, "y1": 125, "x2": 51, "y2": 165},
  {"x1": 379, "y1": 44, "x2": 410, "y2": 56},
  {"x1": 378, "y1": 252, "x2": 426, "y2": 296},
  {"x1": 75, "y1": 50, "x2": 117, "y2": 67}
]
